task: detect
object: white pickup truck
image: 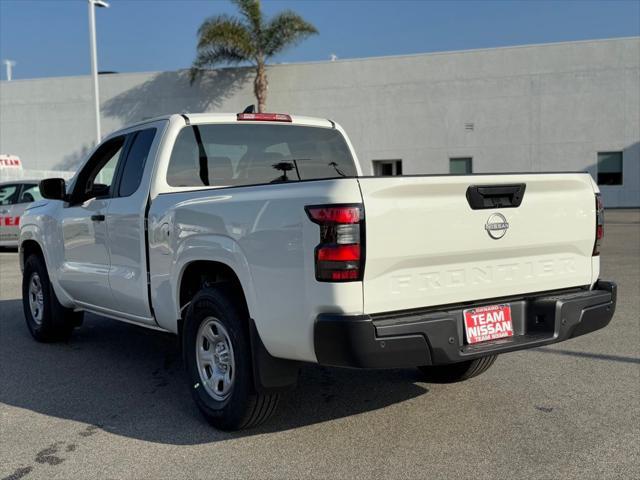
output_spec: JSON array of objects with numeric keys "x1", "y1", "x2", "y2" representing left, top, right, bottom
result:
[{"x1": 19, "y1": 112, "x2": 616, "y2": 430}]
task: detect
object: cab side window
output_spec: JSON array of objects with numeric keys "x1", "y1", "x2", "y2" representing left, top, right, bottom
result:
[
  {"x1": 0, "y1": 184, "x2": 19, "y2": 206},
  {"x1": 71, "y1": 136, "x2": 125, "y2": 204},
  {"x1": 94, "y1": 155, "x2": 120, "y2": 192},
  {"x1": 118, "y1": 128, "x2": 156, "y2": 197}
]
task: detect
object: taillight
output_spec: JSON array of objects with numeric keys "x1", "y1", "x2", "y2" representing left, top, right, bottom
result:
[
  {"x1": 237, "y1": 113, "x2": 292, "y2": 122},
  {"x1": 306, "y1": 204, "x2": 365, "y2": 282},
  {"x1": 593, "y1": 193, "x2": 604, "y2": 256}
]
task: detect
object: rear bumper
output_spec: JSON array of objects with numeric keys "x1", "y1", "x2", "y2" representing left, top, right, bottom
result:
[{"x1": 314, "y1": 280, "x2": 616, "y2": 368}]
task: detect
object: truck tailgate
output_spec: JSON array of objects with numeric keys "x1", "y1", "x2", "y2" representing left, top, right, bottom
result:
[{"x1": 358, "y1": 174, "x2": 597, "y2": 314}]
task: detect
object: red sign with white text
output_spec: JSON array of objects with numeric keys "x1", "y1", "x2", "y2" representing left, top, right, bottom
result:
[
  {"x1": 464, "y1": 304, "x2": 513, "y2": 344},
  {"x1": 1, "y1": 216, "x2": 20, "y2": 226}
]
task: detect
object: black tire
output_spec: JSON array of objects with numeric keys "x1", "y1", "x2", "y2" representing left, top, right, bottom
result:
[
  {"x1": 182, "y1": 287, "x2": 279, "y2": 431},
  {"x1": 22, "y1": 254, "x2": 83, "y2": 342},
  {"x1": 418, "y1": 355, "x2": 498, "y2": 383}
]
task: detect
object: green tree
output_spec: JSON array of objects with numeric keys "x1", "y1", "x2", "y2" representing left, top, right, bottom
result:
[{"x1": 191, "y1": 0, "x2": 318, "y2": 113}]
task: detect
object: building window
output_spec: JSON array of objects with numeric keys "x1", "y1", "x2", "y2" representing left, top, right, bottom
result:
[
  {"x1": 597, "y1": 152, "x2": 623, "y2": 185},
  {"x1": 372, "y1": 160, "x2": 402, "y2": 176},
  {"x1": 450, "y1": 157, "x2": 472, "y2": 174}
]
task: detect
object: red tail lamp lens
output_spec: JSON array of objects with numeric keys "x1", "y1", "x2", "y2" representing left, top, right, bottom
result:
[
  {"x1": 593, "y1": 193, "x2": 604, "y2": 256},
  {"x1": 306, "y1": 204, "x2": 364, "y2": 282},
  {"x1": 317, "y1": 244, "x2": 361, "y2": 262},
  {"x1": 306, "y1": 206, "x2": 360, "y2": 224},
  {"x1": 331, "y1": 270, "x2": 359, "y2": 281}
]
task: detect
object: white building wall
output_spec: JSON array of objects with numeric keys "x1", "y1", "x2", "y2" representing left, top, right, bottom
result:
[{"x1": 1, "y1": 37, "x2": 638, "y2": 206}]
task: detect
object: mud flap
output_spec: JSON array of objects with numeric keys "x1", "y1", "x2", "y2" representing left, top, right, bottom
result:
[{"x1": 249, "y1": 319, "x2": 299, "y2": 393}]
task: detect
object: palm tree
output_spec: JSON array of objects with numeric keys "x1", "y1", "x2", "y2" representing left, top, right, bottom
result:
[{"x1": 191, "y1": 0, "x2": 318, "y2": 113}]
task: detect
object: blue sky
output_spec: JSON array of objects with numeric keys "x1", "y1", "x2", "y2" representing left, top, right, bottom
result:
[{"x1": 1, "y1": 0, "x2": 639, "y2": 80}]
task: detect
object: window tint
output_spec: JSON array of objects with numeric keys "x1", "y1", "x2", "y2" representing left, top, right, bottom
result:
[
  {"x1": 166, "y1": 124, "x2": 357, "y2": 187},
  {"x1": 18, "y1": 184, "x2": 42, "y2": 203},
  {"x1": 119, "y1": 128, "x2": 156, "y2": 197},
  {"x1": 450, "y1": 157, "x2": 473, "y2": 174},
  {"x1": 597, "y1": 152, "x2": 622, "y2": 185},
  {"x1": 72, "y1": 136, "x2": 125, "y2": 203},
  {"x1": 0, "y1": 185, "x2": 19, "y2": 206}
]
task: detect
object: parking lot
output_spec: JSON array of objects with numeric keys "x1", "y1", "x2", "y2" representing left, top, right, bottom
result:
[{"x1": 1, "y1": 210, "x2": 638, "y2": 480}]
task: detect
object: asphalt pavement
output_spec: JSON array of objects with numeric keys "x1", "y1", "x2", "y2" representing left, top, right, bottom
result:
[{"x1": 1, "y1": 211, "x2": 638, "y2": 480}]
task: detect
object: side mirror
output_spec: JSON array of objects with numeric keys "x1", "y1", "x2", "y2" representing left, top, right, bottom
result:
[{"x1": 39, "y1": 178, "x2": 67, "y2": 201}]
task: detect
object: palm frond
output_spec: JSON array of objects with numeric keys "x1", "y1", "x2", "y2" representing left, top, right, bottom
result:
[
  {"x1": 193, "y1": 46, "x2": 248, "y2": 67},
  {"x1": 189, "y1": 46, "x2": 249, "y2": 83},
  {"x1": 191, "y1": 15, "x2": 255, "y2": 83},
  {"x1": 263, "y1": 11, "x2": 318, "y2": 57},
  {"x1": 196, "y1": 14, "x2": 254, "y2": 54},
  {"x1": 232, "y1": 0, "x2": 262, "y2": 33}
]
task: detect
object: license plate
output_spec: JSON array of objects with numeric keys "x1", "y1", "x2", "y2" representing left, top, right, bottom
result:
[{"x1": 464, "y1": 304, "x2": 513, "y2": 344}]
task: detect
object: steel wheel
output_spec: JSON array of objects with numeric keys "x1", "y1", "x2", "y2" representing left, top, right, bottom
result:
[
  {"x1": 196, "y1": 317, "x2": 236, "y2": 401},
  {"x1": 28, "y1": 273, "x2": 44, "y2": 325},
  {"x1": 184, "y1": 288, "x2": 282, "y2": 430}
]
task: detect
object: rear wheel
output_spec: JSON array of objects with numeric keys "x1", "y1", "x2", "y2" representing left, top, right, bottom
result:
[
  {"x1": 22, "y1": 254, "x2": 83, "y2": 342},
  {"x1": 418, "y1": 355, "x2": 498, "y2": 383},
  {"x1": 182, "y1": 287, "x2": 279, "y2": 430}
]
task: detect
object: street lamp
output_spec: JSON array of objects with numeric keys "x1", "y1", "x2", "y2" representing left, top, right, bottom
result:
[
  {"x1": 88, "y1": 0, "x2": 109, "y2": 145},
  {"x1": 3, "y1": 60, "x2": 16, "y2": 81}
]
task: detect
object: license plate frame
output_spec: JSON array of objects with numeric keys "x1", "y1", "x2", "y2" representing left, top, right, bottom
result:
[{"x1": 463, "y1": 303, "x2": 514, "y2": 345}]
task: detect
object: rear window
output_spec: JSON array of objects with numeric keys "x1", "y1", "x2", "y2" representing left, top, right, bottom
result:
[{"x1": 166, "y1": 124, "x2": 357, "y2": 188}]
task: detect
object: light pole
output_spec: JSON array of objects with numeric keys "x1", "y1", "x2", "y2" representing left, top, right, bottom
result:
[
  {"x1": 88, "y1": 0, "x2": 109, "y2": 145},
  {"x1": 3, "y1": 60, "x2": 16, "y2": 81}
]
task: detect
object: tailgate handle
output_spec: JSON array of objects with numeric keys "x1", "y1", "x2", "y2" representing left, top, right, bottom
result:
[{"x1": 466, "y1": 183, "x2": 526, "y2": 209}]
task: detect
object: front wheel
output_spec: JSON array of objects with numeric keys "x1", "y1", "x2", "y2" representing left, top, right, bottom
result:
[
  {"x1": 22, "y1": 254, "x2": 83, "y2": 342},
  {"x1": 182, "y1": 287, "x2": 279, "y2": 430},
  {"x1": 418, "y1": 355, "x2": 498, "y2": 383}
]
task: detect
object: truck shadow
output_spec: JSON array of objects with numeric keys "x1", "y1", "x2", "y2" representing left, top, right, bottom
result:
[{"x1": 0, "y1": 299, "x2": 428, "y2": 446}]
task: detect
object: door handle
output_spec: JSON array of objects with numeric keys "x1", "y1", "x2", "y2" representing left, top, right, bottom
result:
[
  {"x1": 466, "y1": 183, "x2": 526, "y2": 209},
  {"x1": 91, "y1": 214, "x2": 105, "y2": 222}
]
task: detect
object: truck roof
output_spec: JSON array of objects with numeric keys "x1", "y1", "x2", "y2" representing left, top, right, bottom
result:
[{"x1": 120, "y1": 113, "x2": 335, "y2": 132}]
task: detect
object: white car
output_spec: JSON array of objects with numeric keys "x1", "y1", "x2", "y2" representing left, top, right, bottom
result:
[
  {"x1": 0, "y1": 180, "x2": 42, "y2": 247},
  {"x1": 19, "y1": 112, "x2": 616, "y2": 430}
]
